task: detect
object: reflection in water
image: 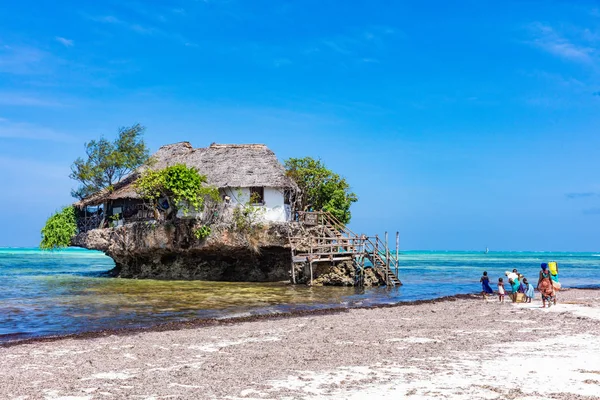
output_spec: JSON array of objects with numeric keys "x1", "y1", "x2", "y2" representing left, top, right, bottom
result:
[{"x1": 0, "y1": 248, "x2": 599, "y2": 341}]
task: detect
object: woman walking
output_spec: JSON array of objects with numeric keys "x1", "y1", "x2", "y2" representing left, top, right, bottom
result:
[
  {"x1": 548, "y1": 261, "x2": 560, "y2": 305},
  {"x1": 537, "y1": 263, "x2": 555, "y2": 308},
  {"x1": 480, "y1": 271, "x2": 494, "y2": 299}
]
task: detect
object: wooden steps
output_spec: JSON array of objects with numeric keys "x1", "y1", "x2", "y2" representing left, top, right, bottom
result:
[{"x1": 290, "y1": 211, "x2": 402, "y2": 287}]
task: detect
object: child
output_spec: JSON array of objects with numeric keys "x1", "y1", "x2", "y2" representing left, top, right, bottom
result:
[
  {"x1": 498, "y1": 278, "x2": 505, "y2": 303},
  {"x1": 523, "y1": 278, "x2": 535, "y2": 303},
  {"x1": 480, "y1": 271, "x2": 494, "y2": 300}
]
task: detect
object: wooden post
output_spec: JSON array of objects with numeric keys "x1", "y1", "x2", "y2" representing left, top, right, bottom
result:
[
  {"x1": 291, "y1": 244, "x2": 296, "y2": 284},
  {"x1": 310, "y1": 239, "x2": 314, "y2": 286},
  {"x1": 385, "y1": 231, "x2": 390, "y2": 286},
  {"x1": 396, "y1": 231, "x2": 400, "y2": 277}
]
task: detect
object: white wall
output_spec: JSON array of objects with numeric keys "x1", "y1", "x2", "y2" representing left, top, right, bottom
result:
[
  {"x1": 223, "y1": 187, "x2": 290, "y2": 222},
  {"x1": 263, "y1": 187, "x2": 288, "y2": 222}
]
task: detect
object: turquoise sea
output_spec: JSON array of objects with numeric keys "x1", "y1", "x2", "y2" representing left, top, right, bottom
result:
[{"x1": 0, "y1": 248, "x2": 598, "y2": 342}]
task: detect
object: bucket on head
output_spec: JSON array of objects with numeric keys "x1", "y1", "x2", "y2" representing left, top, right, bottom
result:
[{"x1": 548, "y1": 261, "x2": 558, "y2": 276}]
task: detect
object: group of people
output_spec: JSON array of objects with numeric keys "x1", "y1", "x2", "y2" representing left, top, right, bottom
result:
[{"x1": 480, "y1": 262, "x2": 561, "y2": 308}]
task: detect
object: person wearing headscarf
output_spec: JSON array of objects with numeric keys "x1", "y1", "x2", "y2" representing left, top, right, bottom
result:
[
  {"x1": 505, "y1": 270, "x2": 519, "y2": 282},
  {"x1": 548, "y1": 262, "x2": 560, "y2": 305},
  {"x1": 505, "y1": 271, "x2": 520, "y2": 302},
  {"x1": 537, "y1": 263, "x2": 555, "y2": 308}
]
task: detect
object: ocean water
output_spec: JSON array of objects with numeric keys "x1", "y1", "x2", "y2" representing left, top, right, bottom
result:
[{"x1": 0, "y1": 248, "x2": 598, "y2": 342}]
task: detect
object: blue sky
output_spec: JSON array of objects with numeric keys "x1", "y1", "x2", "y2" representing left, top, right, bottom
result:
[{"x1": 1, "y1": 0, "x2": 600, "y2": 250}]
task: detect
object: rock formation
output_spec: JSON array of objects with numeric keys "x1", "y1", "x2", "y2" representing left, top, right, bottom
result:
[
  {"x1": 73, "y1": 221, "x2": 298, "y2": 282},
  {"x1": 73, "y1": 221, "x2": 385, "y2": 286}
]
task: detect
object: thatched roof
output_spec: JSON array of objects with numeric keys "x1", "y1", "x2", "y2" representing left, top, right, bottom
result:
[{"x1": 75, "y1": 142, "x2": 299, "y2": 207}]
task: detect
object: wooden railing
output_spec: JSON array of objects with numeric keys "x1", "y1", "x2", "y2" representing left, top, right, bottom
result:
[
  {"x1": 362, "y1": 234, "x2": 400, "y2": 286},
  {"x1": 296, "y1": 211, "x2": 358, "y2": 238},
  {"x1": 290, "y1": 210, "x2": 402, "y2": 287},
  {"x1": 77, "y1": 204, "x2": 158, "y2": 233},
  {"x1": 77, "y1": 215, "x2": 103, "y2": 234},
  {"x1": 288, "y1": 236, "x2": 367, "y2": 258}
]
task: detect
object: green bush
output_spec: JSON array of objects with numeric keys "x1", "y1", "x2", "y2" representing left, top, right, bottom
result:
[
  {"x1": 233, "y1": 192, "x2": 265, "y2": 234},
  {"x1": 194, "y1": 225, "x2": 211, "y2": 240},
  {"x1": 40, "y1": 206, "x2": 78, "y2": 250},
  {"x1": 135, "y1": 164, "x2": 220, "y2": 217}
]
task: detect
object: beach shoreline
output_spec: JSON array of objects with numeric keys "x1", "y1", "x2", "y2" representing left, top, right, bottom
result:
[
  {"x1": 1, "y1": 292, "x2": 481, "y2": 348},
  {"x1": 3, "y1": 287, "x2": 599, "y2": 349},
  {"x1": 2, "y1": 288, "x2": 600, "y2": 399}
]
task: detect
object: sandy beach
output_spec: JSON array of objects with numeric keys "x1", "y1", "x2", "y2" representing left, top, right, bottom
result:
[{"x1": 1, "y1": 288, "x2": 600, "y2": 400}]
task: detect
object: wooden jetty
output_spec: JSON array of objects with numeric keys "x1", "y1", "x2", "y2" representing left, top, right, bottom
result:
[{"x1": 289, "y1": 211, "x2": 402, "y2": 287}]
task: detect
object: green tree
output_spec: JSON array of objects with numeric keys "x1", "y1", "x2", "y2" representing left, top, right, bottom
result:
[
  {"x1": 135, "y1": 164, "x2": 220, "y2": 218},
  {"x1": 40, "y1": 206, "x2": 78, "y2": 250},
  {"x1": 70, "y1": 124, "x2": 149, "y2": 199},
  {"x1": 285, "y1": 157, "x2": 358, "y2": 224}
]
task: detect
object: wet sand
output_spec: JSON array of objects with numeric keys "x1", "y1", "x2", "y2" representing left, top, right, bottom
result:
[{"x1": 1, "y1": 288, "x2": 600, "y2": 399}]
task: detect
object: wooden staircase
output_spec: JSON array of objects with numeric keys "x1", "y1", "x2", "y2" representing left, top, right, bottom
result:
[{"x1": 289, "y1": 211, "x2": 402, "y2": 287}]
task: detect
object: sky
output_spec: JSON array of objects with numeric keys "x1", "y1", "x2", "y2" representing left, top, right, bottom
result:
[{"x1": 1, "y1": 0, "x2": 599, "y2": 251}]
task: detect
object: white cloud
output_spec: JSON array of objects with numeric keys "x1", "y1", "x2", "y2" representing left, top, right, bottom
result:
[
  {"x1": 55, "y1": 37, "x2": 74, "y2": 47},
  {"x1": 0, "y1": 92, "x2": 65, "y2": 107},
  {"x1": 317, "y1": 25, "x2": 398, "y2": 60},
  {"x1": 0, "y1": 156, "x2": 69, "y2": 180},
  {"x1": 527, "y1": 23, "x2": 594, "y2": 64},
  {"x1": 130, "y1": 24, "x2": 157, "y2": 35},
  {"x1": 90, "y1": 15, "x2": 121, "y2": 24},
  {"x1": 322, "y1": 40, "x2": 352, "y2": 55},
  {"x1": 0, "y1": 45, "x2": 53, "y2": 75},
  {"x1": 0, "y1": 119, "x2": 74, "y2": 142},
  {"x1": 526, "y1": 70, "x2": 585, "y2": 87},
  {"x1": 86, "y1": 13, "x2": 187, "y2": 43},
  {"x1": 273, "y1": 58, "x2": 292, "y2": 67},
  {"x1": 88, "y1": 14, "x2": 154, "y2": 34}
]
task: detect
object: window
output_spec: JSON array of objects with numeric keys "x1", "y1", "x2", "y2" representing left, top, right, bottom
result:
[
  {"x1": 284, "y1": 189, "x2": 292, "y2": 205},
  {"x1": 249, "y1": 187, "x2": 264, "y2": 204}
]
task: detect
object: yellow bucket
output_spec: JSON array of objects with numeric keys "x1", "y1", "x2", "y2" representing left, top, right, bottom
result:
[{"x1": 548, "y1": 261, "x2": 558, "y2": 275}]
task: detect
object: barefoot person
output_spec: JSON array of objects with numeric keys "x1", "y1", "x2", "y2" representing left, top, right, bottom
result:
[
  {"x1": 538, "y1": 263, "x2": 555, "y2": 308},
  {"x1": 548, "y1": 261, "x2": 561, "y2": 305},
  {"x1": 480, "y1": 271, "x2": 494, "y2": 299},
  {"x1": 523, "y1": 278, "x2": 535, "y2": 303},
  {"x1": 498, "y1": 278, "x2": 506, "y2": 303}
]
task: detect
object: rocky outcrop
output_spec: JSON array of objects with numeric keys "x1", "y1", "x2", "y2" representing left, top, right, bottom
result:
[
  {"x1": 73, "y1": 221, "x2": 299, "y2": 282},
  {"x1": 294, "y1": 261, "x2": 384, "y2": 286},
  {"x1": 74, "y1": 220, "x2": 385, "y2": 286}
]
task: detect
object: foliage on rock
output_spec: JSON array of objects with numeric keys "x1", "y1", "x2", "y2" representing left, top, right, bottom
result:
[
  {"x1": 40, "y1": 206, "x2": 78, "y2": 250},
  {"x1": 70, "y1": 124, "x2": 149, "y2": 199},
  {"x1": 194, "y1": 225, "x2": 211, "y2": 240},
  {"x1": 284, "y1": 157, "x2": 358, "y2": 224},
  {"x1": 231, "y1": 192, "x2": 266, "y2": 253},
  {"x1": 232, "y1": 192, "x2": 265, "y2": 234},
  {"x1": 135, "y1": 164, "x2": 220, "y2": 217}
]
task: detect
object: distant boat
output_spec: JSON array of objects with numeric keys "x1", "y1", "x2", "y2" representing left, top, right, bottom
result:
[{"x1": 485, "y1": 247, "x2": 489, "y2": 254}]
